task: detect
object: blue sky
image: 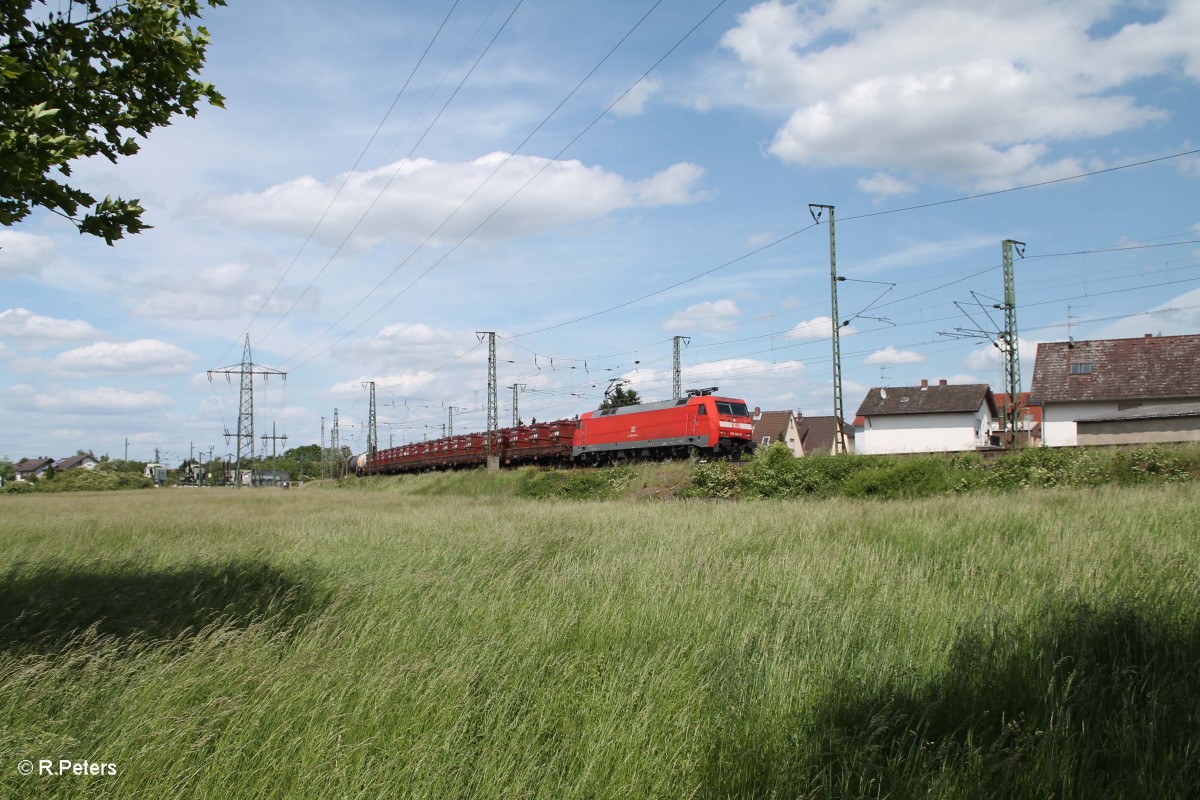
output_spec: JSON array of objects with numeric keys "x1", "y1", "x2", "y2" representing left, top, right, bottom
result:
[{"x1": 2, "y1": 0, "x2": 1199, "y2": 465}]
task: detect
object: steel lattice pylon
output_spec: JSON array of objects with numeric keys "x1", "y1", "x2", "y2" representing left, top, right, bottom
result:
[
  {"x1": 1001, "y1": 239, "x2": 1026, "y2": 445},
  {"x1": 672, "y1": 336, "x2": 690, "y2": 400},
  {"x1": 810, "y1": 204, "x2": 847, "y2": 454},
  {"x1": 207, "y1": 335, "x2": 286, "y2": 486},
  {"x1": 478, "y1": 332, "x2": 497, "y2": 461}
]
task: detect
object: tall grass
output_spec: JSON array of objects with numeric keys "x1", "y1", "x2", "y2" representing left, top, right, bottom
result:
[{"x1": 1, "y1": 486, "x2": 1197, "y2": 798}]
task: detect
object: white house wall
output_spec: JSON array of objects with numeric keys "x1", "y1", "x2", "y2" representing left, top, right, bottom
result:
[
  {"x1": 1041, "y1": 402, "x2": 1119, "y2": 447},
  {"x1": 857, "y1": 407, "x2": 991, "y2": 454},
  {"x1": 1043, "y1": 398, "x2": 1199, "y2": 447}
]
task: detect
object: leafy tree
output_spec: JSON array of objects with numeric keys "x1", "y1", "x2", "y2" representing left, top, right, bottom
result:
[
  {"x1": 284, "y1": 444, "x2": 320, "y2": 463},
  {"x1": 599, "y1": 386, "x2": 641, "y2": 410},
  {"x1": 1, "y1": 0, "x2": 226, "y2": 243}
]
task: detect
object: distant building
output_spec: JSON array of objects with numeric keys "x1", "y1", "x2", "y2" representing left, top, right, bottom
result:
[
  {"x1": 144, "y1": 463, "x2": 168, "y2": 486},
  {"x1": 751, "y1": 409, "x2": 804, "y2": 456},
  {"x1": 53, "y1": 453, "x2": 99, "y2": 472},
  {"x1": 992, "y1": 392, "x2": 1042, "y2": 448},
  {"x1": 252, "y1": 470, "x2": 290, "y2": 487},
  {"x1": 14, "y1": 456, "x2": 54, "y2": 481},
  {"x1": 1029, "y1": 333, "x2": 1200, "y2": 447},
  {"x1": 1074, "y1": 402, "x2": 1200, "y2": 446},
  {"x1": 796, "y1": 414, "x2": 855, "y2": 455},
  {"x1": 855, "y1": 380, "x2": 997, "y2": 455}
]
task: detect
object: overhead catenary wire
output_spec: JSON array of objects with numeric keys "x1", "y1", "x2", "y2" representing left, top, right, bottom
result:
[
  {"x1": 212, "y1": 0, "x2": 468, "y2": 367},
  {"x1": 269, "y1": 0, "x2": 529, "y2": 362},
  {"x1": 282, "y1": 0, "x2": 732, "y2": 372},
  {"x1": 348, "y1": 232, "x2": 1200, "y2": 413}
]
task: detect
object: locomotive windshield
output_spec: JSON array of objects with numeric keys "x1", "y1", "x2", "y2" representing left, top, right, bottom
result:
[{"x1": 715, "y1": 401, "x2": 749, "y2": 417}]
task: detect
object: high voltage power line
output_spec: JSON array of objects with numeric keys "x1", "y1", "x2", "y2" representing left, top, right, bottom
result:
[{"x1": 280, "y1": 0, "x2": 732, "y2": 372}]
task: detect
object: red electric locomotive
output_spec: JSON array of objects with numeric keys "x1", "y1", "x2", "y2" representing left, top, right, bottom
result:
[
  {"x1": 572, "y1": 393, "x2": 754, "y2": 464},
  {"x1": 356, "y1": 392, "x2": 755, "y2": 474}
]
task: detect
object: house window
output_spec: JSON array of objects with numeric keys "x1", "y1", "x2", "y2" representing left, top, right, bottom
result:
[
  {"x1": 761, "y1": 436, "x2": 772, "y2": 445},
  {"x1": 1070, "y1": 362, "x2": 1092, "y2": 375}
]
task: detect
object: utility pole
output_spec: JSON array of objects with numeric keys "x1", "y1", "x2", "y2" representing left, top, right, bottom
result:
[
  {"x1": 208, "y1": 334, "x2": 286, "y2": 487},
  {"x1": 477, "y1": 332, "x2": 497, "y2": 468},
  {"x1": 363, "y1": 380, "x2": 377, "y2": 473},
  {"x1": 260, "y1": 421, "x2": 288, "y2": 486},
  {"x1": 448, "y1": 406, "x2": 462, "y2": 437},
  {"x1": 672, "y1": 336, "x2": 690, "y2": 400},
  {"x1": 510, "y1": 383, "x2": 525, "y2": 427},
  {"x1": 809, "y1": 204, "x2": 847, "y2": 454},
  {"x1": 331, "y1": 408, "x2": 340, "y2": 478},
  {"x1": 999, "y1": 239, "x2": 1026, "y2": 446}
]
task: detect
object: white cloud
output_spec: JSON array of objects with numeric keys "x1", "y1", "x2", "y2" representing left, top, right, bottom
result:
[
  {"x1": 198, "y1": 153, "x2": 711, "y2": 248},
  {"x1": 857, "y1": 171, "x2": 917, "y2": 199},
  {"x1": 663, "y1": 299, "x2": 740, "y2": 333},
  {"x1": 636, "y1": 162, "x2": 713, "y2": 206},
  {"x1": 133, "y1": 261, "x2": 319, "y2": 321},
  {"x1": 0, "y1": 231, "x2": 56, "y2": 279},
  {"x1": 852, "y1": 234, "x2": 995, "y2": 274},
  {"x1": 745, "y1": 230, "x2": 775, "y2": 248},
  {"x1": 611, "y1": 77, "x2": 661, "y2": 116},
  {"x1": 0, "y1": 308, "x2": 98, "y2": 349},
  {"x1": 621, "y1": 356, "x2": 808, "y2": 406},
  {"x1": 721, "y1": 0, "x2": 1198, "y2": 188},
  {"x1": 963, "y1": 337, "x2": 1039, "y2": 371},
  {"x1": 33, "y1": 387, "x2": 174, "y2": 415},
  {"x1": 332, "y1": 321, "x2": 487, "y2": 375},
  {"x1": 864, "y1": 346, "x2": 925, "y2": 365},
  {"x1": 786, "y1": 315, "x2": 838, "y2": 341},
  {"x1": 50, "y1": 339, "x2": 198, "y2": 377},
  {"x1": 1095, "y1": 287, "x2": 1200, "y2": 339}
]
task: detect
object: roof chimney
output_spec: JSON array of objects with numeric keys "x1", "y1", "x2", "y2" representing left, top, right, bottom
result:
[
  {"x1": 1145, "y1": 333, "x2": 1154, "y2": 338},
  {"x1": 920, "y1": 379, "x2": 928, "y2": 388},
  {"x1": 939, "y1": 379, "x2": 948, "y2": 386}
]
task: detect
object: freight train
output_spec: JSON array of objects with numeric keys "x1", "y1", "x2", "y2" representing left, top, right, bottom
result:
[{"x1": 352, "y1": 392, "x2": 755, "y2": 475}]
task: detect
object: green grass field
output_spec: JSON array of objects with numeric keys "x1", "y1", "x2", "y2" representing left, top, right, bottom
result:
[{"x1": 2, "y1": 482, "x2": 1198, "y2": 798}]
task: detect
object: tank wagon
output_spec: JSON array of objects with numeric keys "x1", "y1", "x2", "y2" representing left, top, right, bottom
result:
[{"x1": 354, "y1": 393, "x2": 754, "y2": 475}]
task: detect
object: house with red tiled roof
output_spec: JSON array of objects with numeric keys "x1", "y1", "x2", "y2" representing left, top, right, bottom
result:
[
  {"x1": 993, "y1": 392, "x2": 1042, "y2": 447},
  {"x1": 751, "y1": 410, "x2": 803, "y2": 456},
  {"x1": 855, "y1": 380, "x2": 997, "y2": 454},
  {"x1": 796, "y1": 415, "x2": 854, "y2": 455},
  {"x1": 1028, "y1": 333, "x2": 1200, "y2": 447}
]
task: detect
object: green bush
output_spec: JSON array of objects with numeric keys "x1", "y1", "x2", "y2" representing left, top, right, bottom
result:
[
  {"x1": 2, "y1": 480, "x2": 36, "y2": 494},
  {"x1": 685, "y1": 459, "x2": 738, "y2": 499},
  {"x1": 516, "y1": 466, "x2": 635, "y2": 500},
  {"x1": 737, "y1": 443, "x2": 803, "y2": 498},
  {"x1": 22, "y1": 469, "x2": 152, "y2": 492},
  {"x1": 1109, "y1": 445, "x2": 1191, "y2": 484},
  {"x1": 840, "y1": 457, "x2": 954, "y2": 500},
  {"x1": 515, "y1": 469, "x2": 569, "y2": 499},
  {"x1": 740, "y1": 445, "x2": 881, "y2": 499}
]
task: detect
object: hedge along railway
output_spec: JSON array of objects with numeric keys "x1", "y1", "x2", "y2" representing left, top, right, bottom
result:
[{"x1": 353, "y1": 392, "x2": 755, "y2": 474}]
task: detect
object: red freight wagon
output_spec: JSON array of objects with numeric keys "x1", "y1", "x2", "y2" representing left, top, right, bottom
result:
[{"x1": 573, "y1": 395, "x2": 753, "y2": 463}]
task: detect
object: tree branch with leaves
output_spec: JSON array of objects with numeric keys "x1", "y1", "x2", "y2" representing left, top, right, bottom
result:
[{"x1": 0, "y1": 0, "x2": 226, "y2": 244}]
